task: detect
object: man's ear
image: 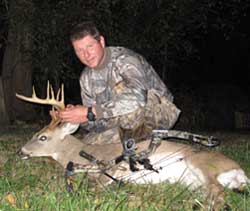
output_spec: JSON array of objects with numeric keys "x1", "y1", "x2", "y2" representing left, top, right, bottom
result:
[{"x1": 100, "y1": 36, "x2": 105, "y2": 48}]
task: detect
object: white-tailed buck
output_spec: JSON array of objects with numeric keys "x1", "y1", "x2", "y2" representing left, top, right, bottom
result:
[{"x1": 17, "y1": 82, "x2": 249, "y2": 210}]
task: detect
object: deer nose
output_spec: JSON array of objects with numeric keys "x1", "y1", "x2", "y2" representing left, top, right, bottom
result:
[{"x1": 17, "y1": 148, "x2": 30, "y2": 160}]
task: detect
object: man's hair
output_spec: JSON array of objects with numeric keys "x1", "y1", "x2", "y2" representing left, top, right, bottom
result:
[{"x1": 70, "y1": 21, "x2": 101, "y2": 42}]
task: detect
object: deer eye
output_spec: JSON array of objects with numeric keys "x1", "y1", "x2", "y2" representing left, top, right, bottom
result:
[{"x1": 39, "y1": 135, "x2": 47, "y2": 142}]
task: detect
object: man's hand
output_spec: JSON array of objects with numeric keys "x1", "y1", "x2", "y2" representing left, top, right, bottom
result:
[{"x1": 58, "y1": 105, "x2": 88, "y2": 124}]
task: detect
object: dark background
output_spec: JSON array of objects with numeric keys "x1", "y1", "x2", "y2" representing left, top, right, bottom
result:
[{"x1": 0, "y1": 0, "x2": 250, "y2": 130}]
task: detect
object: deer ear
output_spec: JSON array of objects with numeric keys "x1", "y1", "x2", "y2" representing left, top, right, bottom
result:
[{"x1": 59, "y1": 122, "x2": 79, "y2": 137}]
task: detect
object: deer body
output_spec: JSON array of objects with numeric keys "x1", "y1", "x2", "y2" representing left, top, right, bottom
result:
[{"x1": 20, "y1": 122, "x2": 249, "y2": 206}]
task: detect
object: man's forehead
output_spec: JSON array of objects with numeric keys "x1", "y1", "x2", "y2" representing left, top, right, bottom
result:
[{"x1": 73, "y1": 35, "x2": 98, "y2": 46}]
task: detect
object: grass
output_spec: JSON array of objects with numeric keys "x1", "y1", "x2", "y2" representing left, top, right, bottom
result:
[{"x1": 0, "y1": 124, "x2": 250, "y2": 211}]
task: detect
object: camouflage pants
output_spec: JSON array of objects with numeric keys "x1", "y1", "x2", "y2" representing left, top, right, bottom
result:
[{"x1": 82, "y1": 90, "x2": 181, "y2": 144}]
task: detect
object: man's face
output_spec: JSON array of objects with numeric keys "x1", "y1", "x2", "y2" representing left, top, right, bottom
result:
[{"x1": 72, "y1": 35, "x2": 106, "y2": 69}]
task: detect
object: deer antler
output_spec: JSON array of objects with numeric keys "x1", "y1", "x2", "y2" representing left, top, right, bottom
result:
[
  {"x1": 16, "y1": 81, "x2": 65, "y2": 110},
  {"x1": 16, "y1": 81, "x2": 65, "y2": 128}
]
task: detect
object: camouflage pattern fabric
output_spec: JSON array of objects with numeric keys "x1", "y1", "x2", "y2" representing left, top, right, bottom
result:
[
  {"x1": 144, "y1": 90, "x2": 181, "y2": 131},
  {"x1": 83, "y1": 90, "x2": 180, "y2": 145},
  {"x1": 79, "y1": 47, "x2": 174, "y2": 119}
]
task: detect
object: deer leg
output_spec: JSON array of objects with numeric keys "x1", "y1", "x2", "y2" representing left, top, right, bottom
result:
[{"x1": 203, "y1": 180, "x2": 231, "y2": 211}]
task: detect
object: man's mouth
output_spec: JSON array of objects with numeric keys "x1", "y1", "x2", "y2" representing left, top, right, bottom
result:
[{"x1": 87, "y1": 58, "x2": 95, "y2": 64}]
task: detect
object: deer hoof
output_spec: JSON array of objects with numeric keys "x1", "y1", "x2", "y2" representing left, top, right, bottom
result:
[{"x1": 223, "y1": 204, "x2": 231, "y2": 211}]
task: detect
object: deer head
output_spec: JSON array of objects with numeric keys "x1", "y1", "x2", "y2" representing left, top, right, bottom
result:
[{"x1": 16, "y1": 82, "x2": 79, "y2": 161}]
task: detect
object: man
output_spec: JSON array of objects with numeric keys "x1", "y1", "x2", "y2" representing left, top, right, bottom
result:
[{"x1": 59, "y1": 21, "x2": 180, "y2": 144}]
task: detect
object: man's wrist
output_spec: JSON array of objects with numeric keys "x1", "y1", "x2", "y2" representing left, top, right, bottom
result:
[{"x1": 87, "y1": 107, "x2": 96, "y2": 121}]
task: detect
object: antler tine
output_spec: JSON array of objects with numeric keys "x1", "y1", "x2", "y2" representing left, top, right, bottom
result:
[
  {"x1": 55, "y1": 84, "x2": 64, "y2": 102},
  {"x1": 60, "y1": 84, "x2": 65, "y2": 104},
  {"x1": 54, "y1": 83, "x2": 65, "y2": 110},
  {"x1": 46, "y1": 81, "x2": 51, "y2": 100},
  {"x1": 49, "y1": 82, "x2": 55, "y2": 100},
  {"x1": 32, "y1": 86, "x2": 37, "y2": 98}
]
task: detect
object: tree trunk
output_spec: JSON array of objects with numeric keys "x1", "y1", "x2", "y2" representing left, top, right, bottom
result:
[
  {"x1": 0, "y1": 77, "x2": 10, "y2": 124},
  {"x1": 1, "y1": 0, "x2": 34, "y2": 122}
]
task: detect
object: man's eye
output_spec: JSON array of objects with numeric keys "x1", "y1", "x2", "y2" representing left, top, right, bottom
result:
[
  {"x1": 88, "y1": 42, "x2": 97, "y2": 48},
  {"x1": 39, "y1": 135, "x2": 47, "y2": 142},
  {"x1": 76, "y1": 49, "x2": 84, "y2": 54},
  {"x1": 87, "y1": 45, "x2": 94, "y2": 49}
]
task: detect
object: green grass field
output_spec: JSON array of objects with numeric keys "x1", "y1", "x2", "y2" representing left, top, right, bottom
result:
[{"x1": 0, "y1": 124, "x2": 250, "y2": 211}]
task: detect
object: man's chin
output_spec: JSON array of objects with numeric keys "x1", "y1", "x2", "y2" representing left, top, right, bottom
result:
[
  {"x1": 89, "y1": 64, "x2": 99, "y2": 69},
  {"x1": 86, "y1": 61, "x2": 98, "y2": 68}
]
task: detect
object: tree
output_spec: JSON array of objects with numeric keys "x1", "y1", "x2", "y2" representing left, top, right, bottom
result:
[
  {"x1": 1, "y1": 0, "x2": 34, "y2": 123},
  {"x1": 0, "y1": 77, "x2": 9, "y2": 124}
]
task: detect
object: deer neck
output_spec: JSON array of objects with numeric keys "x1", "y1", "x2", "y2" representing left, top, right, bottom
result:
[{"x1": 52, "y1": 134, "x2": 90, "y2": 168}]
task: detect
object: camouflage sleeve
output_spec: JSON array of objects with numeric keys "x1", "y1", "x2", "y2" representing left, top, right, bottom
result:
[
  {"x1": 95, "y1": 55, "x2": 148, "y2": 119},
  {"x1": 79, "y1": 70, "x2": 96, "y2": 107}
]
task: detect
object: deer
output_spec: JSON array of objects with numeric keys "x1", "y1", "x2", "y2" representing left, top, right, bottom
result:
[{"x1": 16, "y1": 82, "x2": 250, "y2": 210}]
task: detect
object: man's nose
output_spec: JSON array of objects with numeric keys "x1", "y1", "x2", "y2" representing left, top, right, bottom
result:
[{"x1": 84, "y1": 50, "x2": 91, "y2": 58}]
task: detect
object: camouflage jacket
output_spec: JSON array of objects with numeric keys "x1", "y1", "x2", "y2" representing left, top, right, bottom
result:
[{"x1": 79, "y1": 47, "x2": 173, "y2": 119}]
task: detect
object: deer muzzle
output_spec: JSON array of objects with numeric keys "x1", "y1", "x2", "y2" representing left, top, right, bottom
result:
[{"x1": 17, "y1": 148, "x2": 31, "y2": 160}]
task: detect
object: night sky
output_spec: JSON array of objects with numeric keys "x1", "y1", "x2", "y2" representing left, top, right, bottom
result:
[{"x1": 177, "y1": 28, "x2": 249, "y2": 86}]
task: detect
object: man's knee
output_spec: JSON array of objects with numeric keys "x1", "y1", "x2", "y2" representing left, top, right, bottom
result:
[
  {"x1": 159, "y1": 96, "x2": 181, "y2": 129},
  {"x1": 119, "y1": 107, "x2": 145, "y2": 130},
  {"x1": 145, "y1": 91, "x2": 181, "y2": 129}
]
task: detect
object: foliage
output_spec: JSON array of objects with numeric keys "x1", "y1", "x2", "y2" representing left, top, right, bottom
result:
[{"x1": 2, "y1": 0, "x2": 247, "y2": 97}]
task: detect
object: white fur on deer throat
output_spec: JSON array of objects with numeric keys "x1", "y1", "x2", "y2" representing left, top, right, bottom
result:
[
  {"x1": 113, "y1": 152, "x2": 207, "y2": 189},
  {"x1": 52, "y1": 152, "x2": 59, "y2": 160}
]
